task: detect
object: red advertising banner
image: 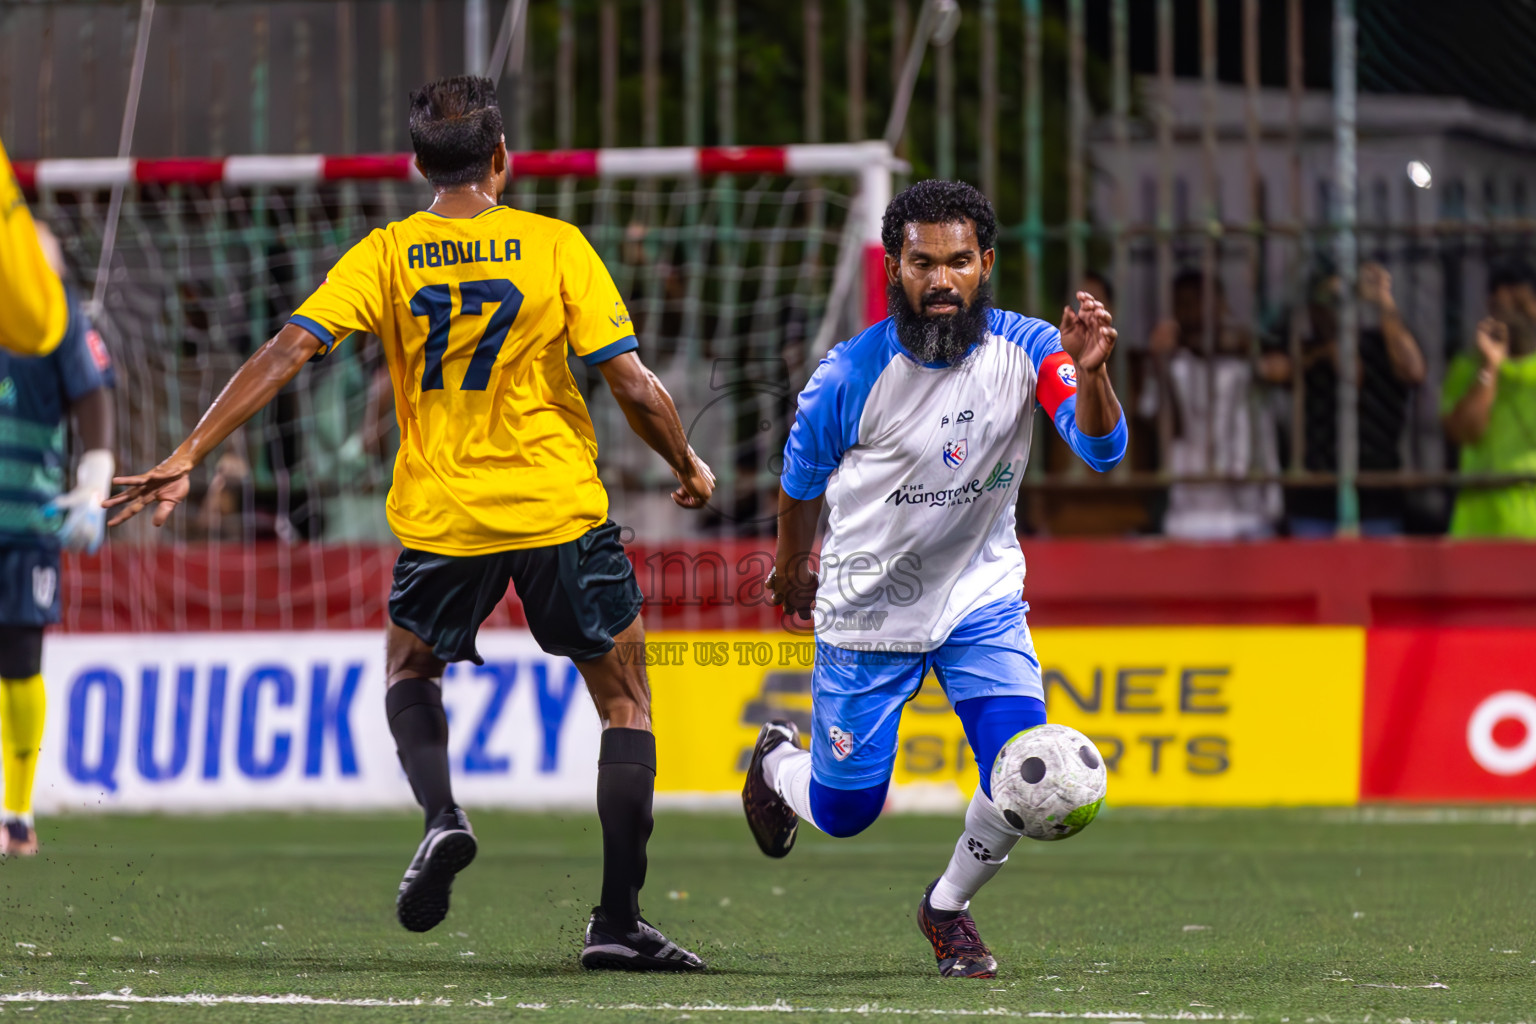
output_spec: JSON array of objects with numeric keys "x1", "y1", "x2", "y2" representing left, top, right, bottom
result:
[{"x1": 1363, "y1": 628, "x2": 1536, "y2": 800}]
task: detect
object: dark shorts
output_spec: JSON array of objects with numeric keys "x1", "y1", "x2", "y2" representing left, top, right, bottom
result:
[
  {"x1": 389, "y1": 520, "x2": 643, "y2": 666},
  {"x1": 0, "y1": 545, "x2": 61, "y2": 629}
]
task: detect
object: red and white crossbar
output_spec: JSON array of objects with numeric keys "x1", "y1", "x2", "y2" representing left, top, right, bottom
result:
[
  {"x1": 15, "y1": 141, "x2": 897, "y2": 329},
  {"x1": 11, "y1": 142, "x2": 895, "y2": 191}
]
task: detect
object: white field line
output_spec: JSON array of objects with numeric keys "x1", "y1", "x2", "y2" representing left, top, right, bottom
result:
[
  {"x1": 0, "y1": 995, "x2": 1236, "y2": 1017},
  {"x1": 589, "y1": 1009, "x2": 1247, "y2": 1020},
  {"x1": 0, "y1": 993, "x2": 1523, "y2": 1024},
  {"x1": 0, "y1": 992, "x2": 434, "y2": 1007}
]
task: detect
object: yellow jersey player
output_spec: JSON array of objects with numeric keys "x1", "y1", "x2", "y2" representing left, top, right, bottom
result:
[
  {"x1": 107, "y1": 76, "x2": 714, "y2": 971},
  {"x1": 0, "y1": 137, "x2": 70, "y2": 356}
]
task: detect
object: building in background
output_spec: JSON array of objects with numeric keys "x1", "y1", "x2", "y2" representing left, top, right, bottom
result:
[{"x1": 1090, "y1": 81, "x2": 1536, "y2": 531}]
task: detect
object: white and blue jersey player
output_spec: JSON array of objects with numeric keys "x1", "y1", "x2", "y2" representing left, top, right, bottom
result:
[{"x1": 743, "y1": 180, "x2": 1125, "y2": 979}]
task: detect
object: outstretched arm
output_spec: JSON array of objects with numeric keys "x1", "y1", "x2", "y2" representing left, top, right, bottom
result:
[
  {"x1": 106, "y1": 323, "x2": 323, "y2": 526},
  {"x1": 597, "y1": 350, "x2": 714, "y2": 508}
]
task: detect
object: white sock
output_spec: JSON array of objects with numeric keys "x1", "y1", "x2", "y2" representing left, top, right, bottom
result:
[
  {"x1": 763, "y1": 739, "x2": 800, "y2": 788},
  {"x1": 929, "y1": 788, "x2": 1022, "y2": 912},
  {"x1": 770, "y1": 748, "x2": 818, "y2": 829}
]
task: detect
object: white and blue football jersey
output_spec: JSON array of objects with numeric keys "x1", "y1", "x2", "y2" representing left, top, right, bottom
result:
[{"x1": 780, "y1": 308, "x2": 1126, "y2": 651}]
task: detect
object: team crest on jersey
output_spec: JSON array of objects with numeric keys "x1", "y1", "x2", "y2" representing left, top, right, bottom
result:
[
  {"x1": 829, "y1": 726, "x2": 855, "y2": 761},
  {"x1": 942, "y1": 437, "x2": 968, "y2": 469},
  {"x1": 1057, "y1": 362, "x2": 1078, "y2": 388},
  {"x1": 32, "y1": 567, "x2": 57, "y2": 610},
  {"x1": 0, "y1": 378, "x2": 15, "y2": 408}
]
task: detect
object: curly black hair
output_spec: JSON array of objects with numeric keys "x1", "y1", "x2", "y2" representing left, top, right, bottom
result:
[
  {"x1": 408, "y1": 76, "x2": 505, "y2": 187},
  {"x1": 881, "y1": 179, "x2": 998, "y2": 259}
]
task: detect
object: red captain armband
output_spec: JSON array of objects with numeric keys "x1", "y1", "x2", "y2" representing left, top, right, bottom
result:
[{"x1": 1035, "y1": 350, "x2": 1079, "y2": 418}]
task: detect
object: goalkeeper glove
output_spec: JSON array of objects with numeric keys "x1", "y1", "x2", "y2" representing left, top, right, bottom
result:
[{"x1": 46, "y1": 448, "x2": 114, "y2": 554}]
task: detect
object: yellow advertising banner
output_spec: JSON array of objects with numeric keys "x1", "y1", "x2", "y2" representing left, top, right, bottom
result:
[{"x1": 647, "y1": 627, "x2": 1365, "y2": 806}]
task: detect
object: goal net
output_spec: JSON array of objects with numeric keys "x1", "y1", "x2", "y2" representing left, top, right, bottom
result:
[{"x1": 20, "y1": 144, "x2": 894, "y2": 632}]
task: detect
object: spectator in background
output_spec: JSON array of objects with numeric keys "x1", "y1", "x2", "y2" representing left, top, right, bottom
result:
[
  {"x1": 1138, "y1": 269, "x2": 1281, "y2": 540},
  {"x1": 1441, "y1": 261, "x2": 1536, "y2": 538},
  {"x1": 1278, "y1": 260, "x2": 1425, "y2": 535},
  {"x1": 195, "y1": 451, "x2": 251, "y2": 542}
]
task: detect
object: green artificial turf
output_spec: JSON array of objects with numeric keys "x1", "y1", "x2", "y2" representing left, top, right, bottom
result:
[{"x1": 0, "y1": 808, "x2": 1531, "y2": 1022}]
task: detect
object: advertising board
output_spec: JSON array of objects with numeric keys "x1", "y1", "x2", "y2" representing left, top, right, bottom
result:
[
  {"x1": 36, "y1": 625, "x2": 1370, "y2": 811},
  {"x1": 38, "y1": 632, "x2": 602, "y2": 812},
  {"x1": 1362, "y1": 628, "x2": 1536, "y2": 800},
  {"x1": 648, "y1": 627, "x2": 1366, "y2": 807}
]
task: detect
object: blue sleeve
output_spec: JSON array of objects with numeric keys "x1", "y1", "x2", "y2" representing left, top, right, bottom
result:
[
  {"x1": 580, "y1": 336, "x2": 639, "y2": 366},
  {"x1": 988, "y1": 308, "x2": 1061, "y2": 374},
  {"x1": 990, "y1": 308, "x2": 1125, "y2": 471},
  {"x1": 1052, "y1": 394, "x2": 1127, "y2": 473},
  {"x1": 55, "y1": 297, "x2": 115, "y2": 402},
  {"x1": 780, "y1": 355, "x2": 861, "y2": 500}
]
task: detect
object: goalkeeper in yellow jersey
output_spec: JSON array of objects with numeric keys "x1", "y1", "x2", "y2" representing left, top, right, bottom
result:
[
  {"x1": 0, "y1": 137, "x2": 70, "y2": 356},
  {"x1": 107, "y1": 77, "x2": 715, "y2": 971}
]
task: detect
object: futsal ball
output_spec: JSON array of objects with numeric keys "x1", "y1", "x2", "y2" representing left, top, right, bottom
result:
[{"x1": 990, "y1": 724, "x2": 1107, "y2": 841}]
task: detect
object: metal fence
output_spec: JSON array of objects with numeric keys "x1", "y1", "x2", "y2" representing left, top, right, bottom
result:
[{"x1": 4, "y1": 0, "x2": 1536, "y2": 539}]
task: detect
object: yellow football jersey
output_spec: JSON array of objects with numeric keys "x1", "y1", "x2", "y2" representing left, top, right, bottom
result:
[
  {"x1": 0, "y1": 136, "x2": 68, "y2": 357},
  {"x1": 289, "y1": 205, "x2": 637, "y2": 556}
]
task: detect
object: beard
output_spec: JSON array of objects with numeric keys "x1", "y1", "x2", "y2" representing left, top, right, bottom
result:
[{"x1": 888, "y1": 279, "x2": 994, "y2": 366}]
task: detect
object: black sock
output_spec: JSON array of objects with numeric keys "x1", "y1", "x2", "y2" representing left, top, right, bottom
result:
[
  {"x1": 385, "y1": 678, "x2": 456, "y2": 829},
  {"x1": 596, "y1": 728, "x2": 656, "y2": 929}
]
